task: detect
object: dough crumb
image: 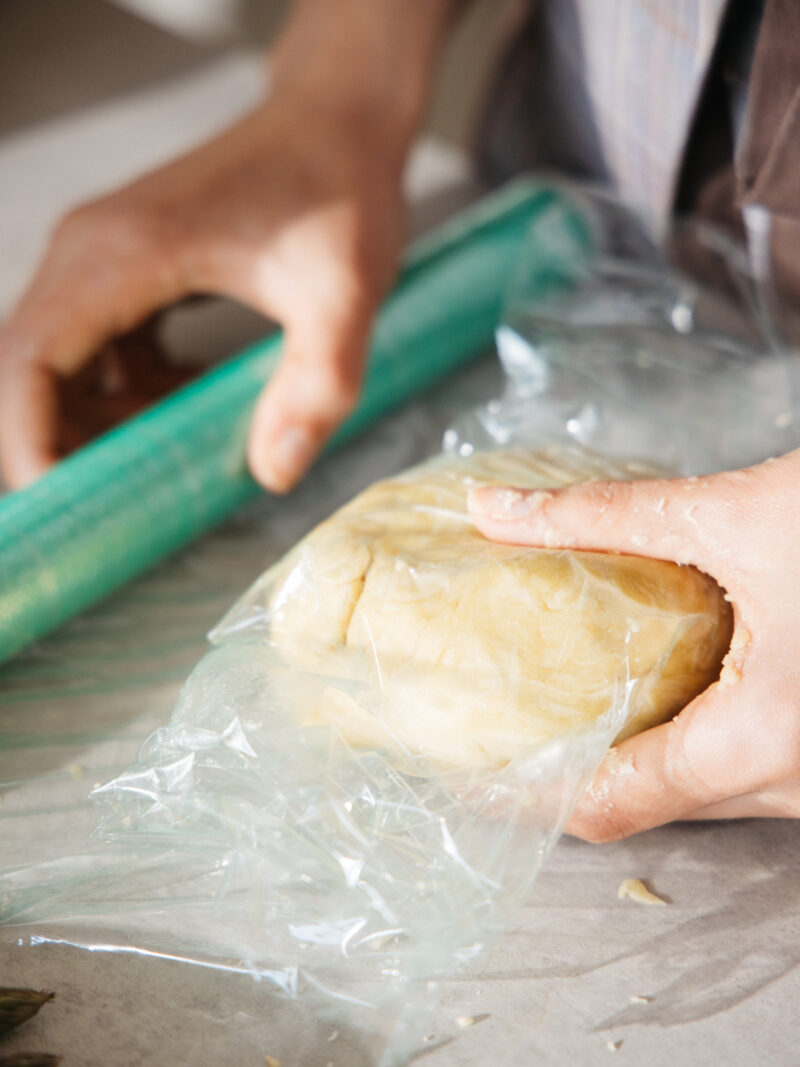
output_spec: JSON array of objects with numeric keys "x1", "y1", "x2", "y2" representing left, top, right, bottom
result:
[
  {"x1": 730, "y1": 627, "x2": 751, "y2": 652},
  {"x1": 655, "y1": 497, "x2": 666, "y2": 515},
  {"x1": 630, "y1": 995, "x2": 652, "y2": 1004},
  {"x1": 265, "y1": 1057, "x2": 281, "y2": 1067},
  {"x1": 543, "y1": 526, "x2": 573, "y2": 548},
  {"x1": 456, "y1": 1013, "x2": 489, "y2": 1029},
  {"x1": 494, "y1": 488, "x2": 525, "y2": 513},
  {"x1": 718, "y1": 661, "x2": 742, "y2": 686},
  {"x1": 529, "y1": 489, "x2": 555, "y2": 507},
  {"x1": 631, "y1": 534, "x2": 648, "y2": 547},
  {"x1": 719, "y1": 627, "x2": 751, "y2": 687},
  {"x1": 589, "y1": 749, "x2": 635, "y2": 804},
  {"x1": 618, "y1": 878, "x2": 667, "y2": 905},
  {"x1": 328, "y1": 1030, "x2": 339, "y2": 1042},
  {"x1": 606, "y1": 1039, "x2": 623, "y2": 1051}
]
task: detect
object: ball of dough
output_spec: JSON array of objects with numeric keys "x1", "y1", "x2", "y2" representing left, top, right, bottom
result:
[{"x1": 265, "y1": 448, "x2": 732, "y2": 769}]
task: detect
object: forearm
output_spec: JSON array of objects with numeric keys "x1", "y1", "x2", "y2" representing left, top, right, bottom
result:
[{"x1": 269, "y1": 0, "x2": 466, "y2": 165}]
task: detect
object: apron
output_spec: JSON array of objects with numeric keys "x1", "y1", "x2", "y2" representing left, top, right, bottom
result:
[{"x1": 476, "y1": 0, "x2": 800, "y2": 301}]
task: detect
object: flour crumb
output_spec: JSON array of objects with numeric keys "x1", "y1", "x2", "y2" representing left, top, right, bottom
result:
[
  {"x1": 606, "y1": 1039, "x2": 623, "y2": 1051},
  {"x1": 719, "y1": 626, "x2": 751, "y2": 686},
  {"x1": 265, "y1": 1057, "x2": 281, "y2": 1067},
  {"x1": 328, "y1": 1030, "x2": 339, "y2": 1043},
  {"x1": 495, "y1": 488, "x2": 524, "y2": 512},
  {"x1": 457, "y1": 1016, "x2": 476, "y2": 1028},
  {"x1": 730, "y1": 627, "x2": 751, "y2": 652},
  {"x1": 630, "y1": 995, "x2": 652, "y2": 1004},
  {"x1": 543, "y1": 526, "x2": 573, "y2": 548},
  {"x1": 618, "y1": 878, "x2": 667, "y2": 905},
  {"x1": 529, "y1": 489, "x2": 554, "y2": 507}
]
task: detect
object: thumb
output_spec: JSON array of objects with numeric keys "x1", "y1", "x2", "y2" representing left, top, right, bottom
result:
[
  {"x1": 565, "y1": 680, "x2": 755, "y2": 841},
  {"x1": 468, "y1": 471, "x2": 724, "y2": 573},
  {"x1": 246, "y1": 291, "x2": 374, "y2": 493}
]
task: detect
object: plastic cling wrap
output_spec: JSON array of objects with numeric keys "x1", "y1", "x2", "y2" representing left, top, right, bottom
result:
[
  {"x1": 218, "y1": 448, "x2": 732, "y2": 770},
  {"x1": 0, "y1": 178, "x2": 586, "y2": 668},
  {"x1": 3, "y1": 183, "x2": 797, "y2": 1066},
  {"x1": 1, "y1": 444, "x2": 732, "y2": 1064},
  {"x1": 458, "y1": 185, "x2": 800, "y2": 472}
]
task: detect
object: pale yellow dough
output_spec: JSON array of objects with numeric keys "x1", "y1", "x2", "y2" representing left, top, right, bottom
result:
[
  {"x1": 617, "y1": 878, "x2": 667, "y2": 905},
  {"x1": 267, "y1": 449, "x2": 732, "y2": 769}
]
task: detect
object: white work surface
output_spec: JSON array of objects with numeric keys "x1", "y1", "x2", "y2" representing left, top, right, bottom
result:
[{"x1": 1, "y1": 16, "x2": 799, "y2": 1067}]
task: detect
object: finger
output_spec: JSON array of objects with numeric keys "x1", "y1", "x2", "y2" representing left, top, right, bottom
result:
[
  {"x1": 564, "y1": 682, "x2": 767, "y2": 842},
  {"x1": 0, "y1": 358, "x2": 60, "y2": 488},
  {"x1": 0, "y1": 211, "x2": 184, "y2": 487},
  {"x1": 245, "y1": 288, "x2": 374, "y2": 492},
  {"x1": 468, "y1": 473, "x2": 723, "y2": 573},
  {"x1": 683, "y1": 780, "x2": 800, "y2": 820},
  {"x1": 0, "y1": 286, "x2": 163, "y2": 488},
  {"x1": 9, "y1": 207, "x2": 183, "y2": 378}
]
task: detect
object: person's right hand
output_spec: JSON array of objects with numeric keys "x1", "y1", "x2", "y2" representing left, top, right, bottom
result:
[
  {"x1": 0, "y1": 86, "x2": 407, "y2": 492},
  {"x1": 469, "y1": 449, "x2": 800, "y2": 837}
]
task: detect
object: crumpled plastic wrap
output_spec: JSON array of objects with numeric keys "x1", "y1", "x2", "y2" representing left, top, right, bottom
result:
[
  {"x1": 2, "y1": 183, "x2": 798, "y2": 1066},
  {"x1": 218, "y1": 447, "x2": 730, "y2": 771},
  {"x1": 77, "y1": 440, "x2": 729, "y2": 1063},
  {"x1": 5, "y1": 453, "x2": 730, "y2": 1062},
  {"x1": 449, "y1": 186, "x2": 800, "y2": 472}
]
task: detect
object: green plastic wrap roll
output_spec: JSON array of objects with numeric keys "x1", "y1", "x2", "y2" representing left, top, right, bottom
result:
[{"x1": 0, "y1": 179, "x2": 587, "y2": 666}]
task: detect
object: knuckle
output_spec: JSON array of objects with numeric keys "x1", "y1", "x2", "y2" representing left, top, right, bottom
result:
[
  {"x1": 313, "y1": 358, "x2": 361, "y2": 418},
  {"x1": 99, "y1": 201, "x2": 165, "y2": 252},
  {"x1": 53, "y1": 197, "x2": 176, "y2": 261},
  {"x1": 324, "y1": 214, "x2": 389, "y2": 303},
  {"x1": 569, "y1": 802, "x2": 636, "y2": 844},
  {"x1": 763, "y1": 702, "x2": 800, "y2": 782},
  {"x1": 711, "y1": 468, "x2": 763, "y2": 527},
  {"x1": 49, "y1": 202, "x2": 99, "y2": 248},
  {"x1": 328, "y1": 258, "x2": 378, "y2": 314},
  {"x1": 572, "y1": 817, "x2": 627, "y2": 845},
  {"x1": 572, "y1": 479, "x2": 634, "y2": 519}
]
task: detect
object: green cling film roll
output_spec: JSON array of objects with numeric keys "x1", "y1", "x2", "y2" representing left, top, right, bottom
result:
[{"x1": 0, "y1": 179, "x2": 589, "y2": 667}]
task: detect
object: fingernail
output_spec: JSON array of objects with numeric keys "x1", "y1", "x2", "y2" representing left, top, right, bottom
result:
[
  {"x1": 264, "y1": 425, "x2": 316, "y2": 490},
  {"x1": 468, "y1": 486, "x2": 553, "y2": 521}
]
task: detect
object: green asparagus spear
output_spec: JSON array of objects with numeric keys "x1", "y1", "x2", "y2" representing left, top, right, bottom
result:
[
  {"x1": 0, "y1": 989, "x2": 55, "y2": 1034},
  {"x1": 0, "y1": 1055, "x2": 62, "y2": 1067}
]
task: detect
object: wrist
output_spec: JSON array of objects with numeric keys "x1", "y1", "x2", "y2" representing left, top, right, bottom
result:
[{"x1": 268, "y1": 0, "x2": 461, "y2": 165}]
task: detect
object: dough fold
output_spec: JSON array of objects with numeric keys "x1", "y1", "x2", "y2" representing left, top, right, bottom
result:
[{"x1": 266, "y1": 449, "x2": 732, "y2": 769}]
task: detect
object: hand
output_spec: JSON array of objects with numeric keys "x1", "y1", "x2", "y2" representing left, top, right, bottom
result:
[
  {"x1": 469, "y1": 449, "x2": 800, "y2": 839},
  {"x1": 0, "y1": 92, "x2": 405, "y2": 492}
]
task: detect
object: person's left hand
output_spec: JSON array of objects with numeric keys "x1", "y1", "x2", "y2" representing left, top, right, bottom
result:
[{"x1": 469, "y1": 448, "x2": 800, "y2": 840}]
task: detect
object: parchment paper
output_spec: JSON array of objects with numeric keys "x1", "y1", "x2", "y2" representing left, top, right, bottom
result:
[{"x1": 1, "y1": 15, "x2": 798, "y2": 1066}]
